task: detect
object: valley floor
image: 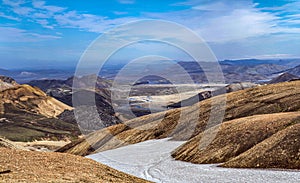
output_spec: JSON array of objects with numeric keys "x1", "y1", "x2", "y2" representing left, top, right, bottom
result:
[{"x1": 87, "y1": 138, "x2": 300, "y2": 183}]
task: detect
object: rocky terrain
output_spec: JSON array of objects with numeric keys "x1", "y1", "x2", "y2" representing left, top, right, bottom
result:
[
  {"x1": 0, "y1": 137, "x2": 28, "y2": 150},
  {"x1": 0, "y1": 77, "x2": 81, "y2": 141},
  {"x1": 0, "y1": 147, "x2": 150, "y2": 182},
  {"x1": 28, "y1": 75, "x2": 121, "y2": 130},
  {"x1": 58, "y1": 80, "x2": 300, "y2": 170},
  {"x1": 286, "y1": 64, "x2": 300, "y2": 76},
  {"x1": 0, "y1": 76, "x2": 18, "y2": 92},
  {"x1": 167, "y1": 82, "x2": 257, "y2": 108},
  {"x1": 268, "y1": 72, "x2": 299, "y2": 84}
]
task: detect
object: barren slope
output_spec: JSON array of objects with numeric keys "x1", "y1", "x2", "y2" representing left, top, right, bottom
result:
[
  {"x1": 0, "y1": 84, "x2": 79, "y2": 141},
  {"x1": 58, "y1": 81, "x2": 300, "y2": 156},
  {"x1": 0, "y1": 148, "x2": 150, "y2": 183},
  {"x1": 221, "y1": 123, "x2": 300, "y2": 169},
  {"x1": 0, "y1": 84, "x2": 72, "y2": 117},
  {"x1": 172, "y1": 112, "x2": 300, "y2": 164}
]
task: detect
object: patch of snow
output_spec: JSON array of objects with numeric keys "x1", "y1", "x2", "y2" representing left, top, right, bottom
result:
[{"x1": 87, "y1": 138, "x2": 300, "y2": 183}]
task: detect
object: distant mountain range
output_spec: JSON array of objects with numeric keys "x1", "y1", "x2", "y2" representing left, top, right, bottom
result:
[
  {"x1": 2, "y1": 58, "x2": 300, "y2": 84},
  {"x1": 0, "y1": 68, "x2": 74, "y2": 83},
  {"x1": 286, "y1": 64, "x2": 300, "y2": 76}
]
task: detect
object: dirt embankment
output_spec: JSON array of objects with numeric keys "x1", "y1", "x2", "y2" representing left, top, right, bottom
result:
[{"x1": 0, "y1": 147, "x2": 150, "y2": 182}]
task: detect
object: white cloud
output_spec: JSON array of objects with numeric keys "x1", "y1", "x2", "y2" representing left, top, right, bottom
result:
[
  {"x1": 113, "y1": 11, "x2": 128, "y2": 15},
  {"x1": 145, "y1": 0, "x2": 300, "y2": 43},
  {"x1": 196, "y1": 8, "x2": 279, "y2": 42},
  {"x1": 54, "y1": 11, "x2": 137, "y2": 33},
  {"x1": 32, "y1": 0, "x2": 65, "y2": 13},
  {"x1": 0, "y1": 27, "x2": 61, "y2": 42},
  {"x1": 1, "y1": 0, "x2": 136, "y2": 33},
  {"x1": 250, "y1": 54, "x2": 296, "y2": 59},
  {"x1": 0, "y1": 12, "x2": 20, "y2": 21},
  {"x1": 118, "y1": 0, "x2": 135, "y2": 4},
  {"x1": 2, "y1": 0, "x2": 25, "y2": 7},
  {"x1": 36, "y1": 19, "x2": 54, "y2": 29},
  {"x1": 12, "y1": 6, "x2": 34, "y2": 15}
]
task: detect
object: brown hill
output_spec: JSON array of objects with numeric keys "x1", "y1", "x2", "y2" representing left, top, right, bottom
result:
[
  {"x1": 0, "y1": 76, "x2": 18, "y2": 91},
  {"x1": 0, "y1": 84, "x2": 79, "y2": 141},
  {"x1": 221, "y1": 123, "x2": 300, "y2": 169},
  {"x1": 171, "y1": 112, "x2": 300, "y2": 165},
  {"x1": 0, "y1": 148, "x2": 150, "y2": 183},
  {"x1": 268, "y1": 72, "x2": 299, "y2": 84},
  {"x1": 0, "y1": 84, "x2": 72, "y2": 117},
  {"x1": 28, "y1": 76, "x2": 121, "y2": 129},
  {"x1": 58, "y1": 81, "x2": 300, "y2": 156}
]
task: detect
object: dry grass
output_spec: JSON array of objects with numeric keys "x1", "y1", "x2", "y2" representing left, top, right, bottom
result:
[{"x1": 0, "y1": 148, "x2": 150, "y2": 183}]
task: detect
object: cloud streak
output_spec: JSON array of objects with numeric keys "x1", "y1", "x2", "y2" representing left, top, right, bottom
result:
[{"x1": 0, "y1": 27, "x2": 61, "y2": 42}]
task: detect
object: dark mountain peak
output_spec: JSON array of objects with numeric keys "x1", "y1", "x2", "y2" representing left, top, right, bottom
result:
[
  {"x1": 286, "y1": 64, "x2": 300, "y2": 76},
  {"x1": 268, "y1": 72, "x2": 299, "y2": 84},
  {"x1": 0, "y1": 75, "x2": 17, "y2": 85},
  {"x1": 0, "y1": 75, "x2": 18, "y2": 91}
]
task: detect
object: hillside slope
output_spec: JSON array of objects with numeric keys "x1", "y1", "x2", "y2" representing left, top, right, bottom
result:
[
  {"x1": 0, "y1": 84, "x2": 80, "y2": 141},
  {"x1": 58, "y1": 81, "x2": 300, "y2": 156},
  {"x1": 172, "y1": 112, "x2": 300, "y2": 165},
  {"x1": 29, "y1": 75, "x2": 121, "y2": 129},
  {"x1": 221, "y1": 123, "x2": 300, "y2": 169},
  {"x1": 0, "y1": 84, "x2": 72, "y2": 117},
  {"x1": 0, "y1": 148, "x2": 150, "y2": 183}
]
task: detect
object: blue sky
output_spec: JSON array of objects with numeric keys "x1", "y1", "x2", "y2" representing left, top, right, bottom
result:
[{"x1": 1, "y1": 0, "x2": 300, "y2": 69}]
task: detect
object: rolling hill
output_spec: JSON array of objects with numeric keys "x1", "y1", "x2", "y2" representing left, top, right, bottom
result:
[
  {"x1": 172, "y1": 112, "x2": 300, "y2": 166},
  {"x1": 221, "y1": 122, "x2": 300, "y2": 169},
  {"x1": 58, "y1": 80, "x2": 300, "y2": 167},
  {"x1": 0, "y1": 80, "x2": 80, "y2": 141}
]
